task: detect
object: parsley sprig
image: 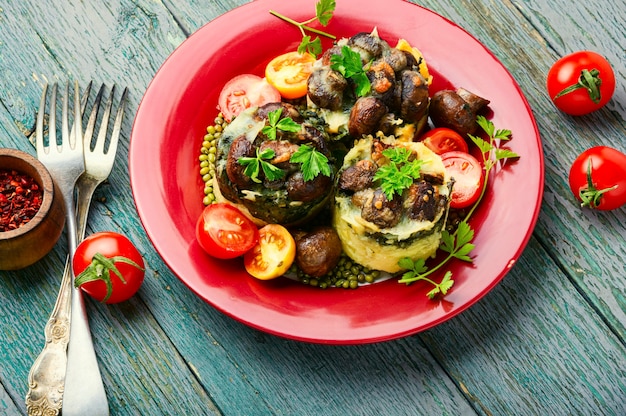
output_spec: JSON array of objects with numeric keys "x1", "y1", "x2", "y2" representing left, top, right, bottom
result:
[
  {"x1": 373, "y1": 147, "x2": 423, "y2": 200},
  {"x1": 330, "y1": 45, "x2": 371, "y2": 97},
  {"x1": 398, "y1": 116, "x2": 519, "y2": 299},
  {"x1": 261, "y1": 108, "x2": 301, "y2": 140},
  {"x1": 290, "y1": 144, "x2": 332, "y2": 181},
  {"x1": 238, "y1": 147, "x2": 285, "y2": 183},
  {"x1": 269, "y1": 0, "x2": 337, "y2": 57},
  {"x1": 398, "y1": 221, "x2": 474, "y2": 298}
]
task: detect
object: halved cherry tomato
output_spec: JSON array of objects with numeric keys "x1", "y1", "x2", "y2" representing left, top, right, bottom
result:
[
  {"x1": 419, "y1": 127, "x2": 469, "y2": 154},
  {"x1": 243, "y1": 224, "x2": 296, "y2": 280},
  {"x1": 265, "y1": 51, "x2": 315, "y2": 99},
  {"x1": 441, "y1": 151, "x2": 485, "y2": 209},
  {"x1": 568, "y1": 146, "x2": 626, "y2": 210},
  {"x1": 196, "y1": 203, "x2": 259, "y2": 259},
  {"x1": 218, "y1": 74, "x2": 281, "y2": 122},
  {"x1": 546, "y1": 51, "x2": 615, "y2": 116},
  {"x1": 73, "y1": 232, "x2": 145, "y2": 304}
]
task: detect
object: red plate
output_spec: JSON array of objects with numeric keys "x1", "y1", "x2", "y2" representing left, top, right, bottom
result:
[{"x1": 130, "y1": 0, "x2": 543, "y2": 344}]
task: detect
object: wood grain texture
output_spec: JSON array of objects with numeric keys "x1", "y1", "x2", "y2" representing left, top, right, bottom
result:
[{"x1": 0, "y1": 0, "x2": 625, "y2": 415}]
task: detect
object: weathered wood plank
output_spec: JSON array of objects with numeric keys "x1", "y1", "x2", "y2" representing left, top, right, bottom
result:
[
  {"x1": 1, "y1": 0, "x2": 625, "y2": 415},
  {"x1": 422, "y1": 236, "x2": 626, "y2": 415}
]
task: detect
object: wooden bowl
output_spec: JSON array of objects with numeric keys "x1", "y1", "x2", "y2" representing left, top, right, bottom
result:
[{"x1": 0, "y1": 148, "x2": 65, "y2": 270}]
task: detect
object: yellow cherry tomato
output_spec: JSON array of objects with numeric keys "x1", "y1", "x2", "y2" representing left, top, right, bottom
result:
[
  {"x1": 244, "y1": 224, "x2": 296, "y2": 280},
  {"x1": 395, "y1": 39, "x2": 432, "y2": 86},
  {"x1": 265, "y1": 51, "x2": 316, "y2": 99}
]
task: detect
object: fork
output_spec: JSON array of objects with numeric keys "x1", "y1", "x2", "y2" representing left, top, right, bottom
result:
[
  {"x1": 63, "y1": 84, "x2": 127, "y2": 416},
  {"x1": 25, "y1": 82, "x2": 126, "y2": 416}
]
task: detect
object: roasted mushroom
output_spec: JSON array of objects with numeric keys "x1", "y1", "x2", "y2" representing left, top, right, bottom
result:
[
  {"x1": 348, "y1": 96, "x2": 388, "y2": 138},
  {"x1": 307, "y1": 67, "x2": 348, "y2": 111},
  {"x1": 294, "y1": 226, "x2": 343, "y2": 277},
  {"x1": 429, "y1": 88, "x2": 490, "y2": 135}
]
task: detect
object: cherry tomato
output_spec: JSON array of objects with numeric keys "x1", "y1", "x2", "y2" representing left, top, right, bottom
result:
[
  {"x1": 419, "y1": 127, "x2": 469, "y2": 154},
  {"x1": 218, "y1": 74, "x2": 281, "y2": 122},
  {"x1": 73, "y1": 232, "x2": 145, "y2": 304},
  {"x1": 568, "y1": 146, "x2": 626, "y2": 211},
  {"x1": 441, "y1": 151, "x2": 485, "y2": 209},
  {"x1": 243, "y1": 224, "x2": 296, "y2": 280},
  {"x1": 265, "y1": 51, "x2": 316, "y2": 99},
  {"x1": 196, "y1": 203, "x2": 259, "y2": 259},
  {"x1": 546, "y1": 51, "x2": 615, "y2": 115}
]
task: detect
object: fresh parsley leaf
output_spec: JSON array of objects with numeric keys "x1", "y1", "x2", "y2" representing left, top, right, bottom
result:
[
  {"x1": 290, "y1": 144, "x2": 332, "y2": 182},
  {"x1": 330, "y1": 45, "x2": 371, "y2": 97},
  {"x1": 398, "y1": 258, "x2": 454, "y2": 299},
  {"x1": 316, "y1": 0, "x2": 335, "y2": 26},
  {"x1": 426, "y1": 271, "x2": 454, "y2": 299},
  {"x1": 238, "y1": 147, "x2": 285, "y2": 183},
  {"x1": 495, "y1": 148, "x2": 520, "y2": 161},
  {"x1": 476, "y1": 115, "x2": 494, "y2": 137},
  {"x1": 298, "y1": 35, "x2": 323, "y2": 57},
  {"x1": 440, "y1": 221, "x2": 475, "y2": 262},
  {"x1": 261, "y1": 108, "x2": 301, "y2": 140},
  {"x1": 468, "y1": 134, "x2": 493, "y2": 153},
  {"x1": 270, "y1": 0, "x2": 336, "y2": 58},
  {"x1": 373, "y1": 147, "x2": 423, "y2": 200}
]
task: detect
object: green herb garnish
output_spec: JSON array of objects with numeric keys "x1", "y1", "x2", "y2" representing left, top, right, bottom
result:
[
  {"x1": 373, "y1": 147, "x2": 423, "y2": 200},
  {"x1": 290, "y1": 144, "x2": 332, "y2": 182},
  {"x1": 398, "y1": 221, "x2": 474, "y2": 297},
  {"x1": 330, "y1": 45, "x2": 371, "y2": 97},
  {"x1": 269, "y1": 0, "x2": 337, "y2": 57},
  {"x1": 238, "y1": 147, "x2": 285, "y2": 183},
  {"x1": 398, "y1": 117, "x2": 520, "y2": 299},
  {"x1": 398, "y1": 257, "x2": 455, "y2": 300},
  {"x1": 261, "y1": 108, "x2": 301, "y2": 140}
]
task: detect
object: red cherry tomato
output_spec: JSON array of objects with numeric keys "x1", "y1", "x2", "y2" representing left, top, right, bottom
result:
[
  {"x1": 441, "y1": 151, "x2": 485, "y2": 209},
  {"x1": 218, "y1": 74, "x2": 281, "y2": 122},
  {"x1": 568, "y1": 146, "x2": 626, "y2": 210},
  {"x1": 196, "y1": 203, "x2": 259, "y2": 259},
  {"x1": 419, "y1": 127, "x2": 469, "y2": 154},
  {"x1": 546, "y1": 51, "x2": 615, "y2": 115},
  {"x1": 73, "y1": 232, "x2": 145, "y2": 304}
]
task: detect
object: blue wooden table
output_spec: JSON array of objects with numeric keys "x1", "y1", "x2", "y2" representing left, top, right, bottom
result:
[{"x1": 1, "y1": 0, "x2": 625, "y2": 414}]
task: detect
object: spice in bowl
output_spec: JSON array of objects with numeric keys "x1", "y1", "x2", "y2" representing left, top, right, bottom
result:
[
  {"x1": 0, "y1": 148, "x2": 65, "y2": 270},
  {"x1": 0, "y1": 169, "x2": 44, "y2": 232}
]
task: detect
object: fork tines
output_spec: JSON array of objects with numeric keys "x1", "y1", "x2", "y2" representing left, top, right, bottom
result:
[
  {"x1": 34, "y1": 82, "x2": 128, "y2": 156},
  {"x1": 83, "y1": 84, "x2": 129, "y2": 156}
]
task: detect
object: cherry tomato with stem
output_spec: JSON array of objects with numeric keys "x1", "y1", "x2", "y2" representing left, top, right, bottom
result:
[
  {"x1": 568, "y1": 146, "x2": 626, "y2": 210},
  {"x1": 441, "y1": 151, "x2": 485, "y2": 209},
  {"x1": 73, "y1": 232, "x2": 145, "y2": 304},
  {"x1": 419, "y1": 127, "x2": 469, "y2": 154},
  {"x1": 244, "y1": 224, "x2": 296, "y2": 280},
  {"x1": 196, "y1": 203, "x2": 259, "y2": 259},
  {"x1": 546, "y1": 51, "x2": 615, "y2": 115},
  {"x1": 265, "y1": 51, "x2": 316, "y2": 99},
  {"x1": 218, "y1": 74, "x2": 281, "y2": 122}
]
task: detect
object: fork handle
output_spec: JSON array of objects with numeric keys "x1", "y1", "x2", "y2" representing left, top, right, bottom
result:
[
  {"x1": 62, "y1": 184, "x2": 109, "y2": 416},
  {"x1": 25, "y1": 259, "x2": 72, "y2": 416},
  {"x1": 25, "y1": 183, "x2": 108, "y2": 416}
]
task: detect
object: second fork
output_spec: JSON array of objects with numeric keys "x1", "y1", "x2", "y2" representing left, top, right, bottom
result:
[{"x1": 26, "y1": 82, "x2": 126, "y2": 416}]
